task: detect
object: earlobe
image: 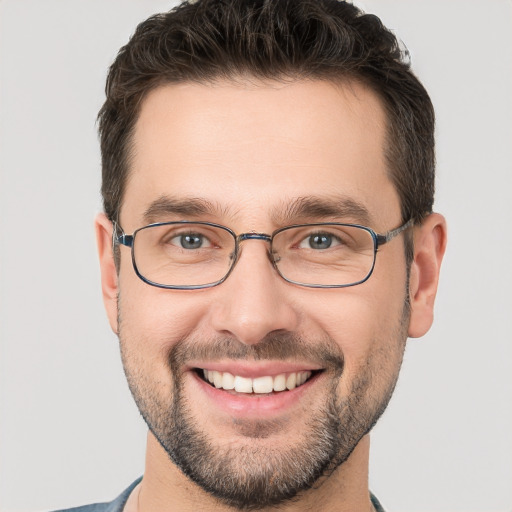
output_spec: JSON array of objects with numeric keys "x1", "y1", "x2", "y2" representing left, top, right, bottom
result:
[
  {"x1": 95, "y1": 213, "x2": 119, "y2": 334},
  {"x1": 408, "y1": 213, "x2": 447, "y2": 338}
]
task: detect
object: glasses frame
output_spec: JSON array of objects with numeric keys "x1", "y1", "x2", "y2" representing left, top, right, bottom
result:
[{"x1": 113, "y1": 218, "x2": 414, "y2": 290}]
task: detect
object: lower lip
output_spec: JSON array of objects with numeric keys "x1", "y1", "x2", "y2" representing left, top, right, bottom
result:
[{"x1": 190, "y1": 371, "x2": 321, "y2": 418}]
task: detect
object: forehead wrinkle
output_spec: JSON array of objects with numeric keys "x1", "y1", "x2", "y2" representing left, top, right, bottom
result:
[
  {"x1": 271, "y1": 196, "x2": 373, "y2": 226},
  {"x1": 143, "y1": 195, "x2": 238, "y2": 223}
]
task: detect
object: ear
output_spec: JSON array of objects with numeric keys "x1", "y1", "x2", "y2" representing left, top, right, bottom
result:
[
  {"x1": 95, "y1": 213, "x2": 119, "y2": 334},
  {"x1": 408, "y1": 213, "x2": 447, "y2": 338}
]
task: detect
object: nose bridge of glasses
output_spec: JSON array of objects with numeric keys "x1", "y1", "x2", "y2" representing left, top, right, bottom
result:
[
  {"x1": 237, "y1": 232, "x2": 272, "y2": 243},
  {"x1": 234, "y1": 232, "x2": 276, "y2": 265}
]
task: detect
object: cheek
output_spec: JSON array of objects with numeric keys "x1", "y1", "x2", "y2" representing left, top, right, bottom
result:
[
  {"x1": 307, "y1": 267, "x2": 408, "y2": 381},
  {"x1": 117, "y1": 270, "x2": 219, "y2": 375},
  {"x1": 120, "y1": 264, "x2": 199, "y2": 330},
  {"x1": 314, "y1": 286, "x2": 404, "y2": 345}
]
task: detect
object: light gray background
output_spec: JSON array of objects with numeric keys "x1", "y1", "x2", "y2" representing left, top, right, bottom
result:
[{"x1": 0, "y1": 1, "x2": 510, "y2": 511}]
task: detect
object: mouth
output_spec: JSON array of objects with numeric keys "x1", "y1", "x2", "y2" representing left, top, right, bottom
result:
[{"x1": 195, "y1": 368, "x2": 322, "y2": 395}]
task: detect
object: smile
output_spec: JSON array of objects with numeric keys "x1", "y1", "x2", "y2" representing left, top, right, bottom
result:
[{"x1": 199, "y1": 369, "x2": 315, "y2": 394}]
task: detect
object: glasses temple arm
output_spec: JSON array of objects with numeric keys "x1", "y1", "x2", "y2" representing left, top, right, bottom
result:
[
  {"x1": 112, "y1": 222, "x2": 134, "y2": 248},
  {"x1": 375, "y1": 218, "x2": 414, "y2": 247}
]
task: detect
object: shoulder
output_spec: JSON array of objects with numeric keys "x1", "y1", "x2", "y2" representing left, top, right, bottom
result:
[
  {"x1": 53, "y1": 505, "x2": 110, "y2": 512},
  {"x1": 51, "y1": 478, "x2": 142, "y2": 512},
  {"x1": 370, "y1": 492, "x2": 387, "y2": 512}
]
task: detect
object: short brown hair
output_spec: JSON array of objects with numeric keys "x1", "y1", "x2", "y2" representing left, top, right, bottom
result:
[{"x1": 98, "y1": 0, "x2": 435, "y2": 234}]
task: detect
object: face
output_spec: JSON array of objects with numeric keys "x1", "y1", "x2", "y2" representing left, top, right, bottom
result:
[{"x1": 104, "y1": 79, "x2": 413, "y2": 509}]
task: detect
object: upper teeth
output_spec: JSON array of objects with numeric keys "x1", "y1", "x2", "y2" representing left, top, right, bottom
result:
[{"x1": 202, "y1": 370, "x2": 312, "y2": 393}]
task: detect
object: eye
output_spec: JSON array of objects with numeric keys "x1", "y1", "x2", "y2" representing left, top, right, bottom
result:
[
  {"x1": 170, "y1": 232, "x2": 212, "y2": 250},
  {"x1": 299, "y1": 232, "x2": 341, "y2": 250}
]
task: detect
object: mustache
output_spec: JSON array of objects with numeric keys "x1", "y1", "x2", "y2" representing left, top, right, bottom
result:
[{"x1": 169, "y1": 332, "x2": 345, "y2": 373}]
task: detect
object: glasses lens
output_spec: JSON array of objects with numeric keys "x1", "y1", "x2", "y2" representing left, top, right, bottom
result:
[
  {"x1": 133, "y1": 223, "x2": 235, "y2": 287},
  {"x1": 272, "y1": 224, "x2": 376, "y2": 287}
]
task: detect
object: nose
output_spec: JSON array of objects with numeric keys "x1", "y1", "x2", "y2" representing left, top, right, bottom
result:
[{"x1": 209, "y1": 239, "x2": 300, "y2": 345}]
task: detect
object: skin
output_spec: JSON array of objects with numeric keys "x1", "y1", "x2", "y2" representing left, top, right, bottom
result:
[{"x1": 96, "y1": 79, "x2": 446, "y2": 511}]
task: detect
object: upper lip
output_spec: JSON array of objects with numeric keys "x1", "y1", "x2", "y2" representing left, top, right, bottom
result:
[{"x1": 186, "y1": 361, "x2": 324, "y2": 378}]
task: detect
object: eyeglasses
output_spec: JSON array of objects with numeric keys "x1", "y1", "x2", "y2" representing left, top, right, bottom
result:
[{"x1": 113, "y1": 219, "x2": 413, "y2": 290}]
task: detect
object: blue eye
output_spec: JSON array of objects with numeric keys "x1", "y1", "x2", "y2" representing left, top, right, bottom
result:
[
  {"x1": 171, "y1": 233, "x2": 211, "y2": 249},
  {"x1": 299, "y1": 233, "x2": 340, "y2": 250}
]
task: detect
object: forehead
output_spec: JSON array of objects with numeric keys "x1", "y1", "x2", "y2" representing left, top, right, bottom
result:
[{"x1": 124, "y1": 79, "x2": 399, "y2": 229}]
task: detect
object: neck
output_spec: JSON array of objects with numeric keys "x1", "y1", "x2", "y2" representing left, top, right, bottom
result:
[{"x1": 135, "y1": 431, "x2": 374, "y2": 512}]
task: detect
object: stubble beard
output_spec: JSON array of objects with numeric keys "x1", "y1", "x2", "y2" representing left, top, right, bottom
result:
[{"x1": 118, "y1": 305, "x2": 409, "y2": 511}]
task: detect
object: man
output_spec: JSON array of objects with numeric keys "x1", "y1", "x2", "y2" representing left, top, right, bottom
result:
[{"x1": 64, "y1": 0, "x2": 446, "y2": 510}]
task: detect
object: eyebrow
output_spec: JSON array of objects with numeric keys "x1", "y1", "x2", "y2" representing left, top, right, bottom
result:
[
  {"x1": 142, "y1": 194, "x2": 372, "y2": 226},
  {"x1": 143, "y1": 196, "x2": 231, "y2": 223},
  {"x1": 272, "y1": 196, "x2": 372, "y2": 226}
]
